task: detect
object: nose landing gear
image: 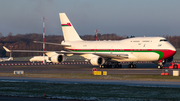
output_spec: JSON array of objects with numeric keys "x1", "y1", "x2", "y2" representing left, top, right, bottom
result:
[{"x1": 158, "y1": 65, "x2": 163, "y2": 69}]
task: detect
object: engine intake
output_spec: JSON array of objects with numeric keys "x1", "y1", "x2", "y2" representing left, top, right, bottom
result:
[
  {"x1": 90, "y1": 56, "x2": 105, "y2": 66},
  {"x1": 49, "y1": 54, "x2": 65, "y2": 63}
]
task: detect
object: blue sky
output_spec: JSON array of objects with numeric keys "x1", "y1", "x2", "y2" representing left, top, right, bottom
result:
[{"x1": 0, "y1": 0, "x2": 180, "y2": 37}]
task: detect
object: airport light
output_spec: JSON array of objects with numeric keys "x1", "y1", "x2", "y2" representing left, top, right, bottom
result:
[
  {"x1": 94, "y1": 29, "x2": 99, "y2": 41},
  {"x1": 41, "y1": 17, "x2": 46, "y2": 64}
]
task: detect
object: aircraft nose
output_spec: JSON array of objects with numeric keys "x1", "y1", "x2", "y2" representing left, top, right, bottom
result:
[
  {"x1": 161, "y1": 49, "x2": 176, "y2": 59},
  {"x1": 161, "y1": 45, "x2": 176, "y2": 59},
  {"x1": 172, "y1": 49, "x2": 176, "y2": 56},
  {"x1": 171, "y1": 46, "x2": 176, "y2": 56}
]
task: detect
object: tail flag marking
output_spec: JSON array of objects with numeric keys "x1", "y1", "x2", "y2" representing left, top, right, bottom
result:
[{"x1": 61, "y1": 23, "x2": 71, "y2": 27}]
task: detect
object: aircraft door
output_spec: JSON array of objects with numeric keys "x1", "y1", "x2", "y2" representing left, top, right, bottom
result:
[
  {"x1": 131, "y1": 46, "x2": 133, "y2": 54},
  {"x1": 94, "y1": 46, "x2": 97, "y2": 53},
  {"x1": 111, "y1": 46, "x2": 113, "y2": 54}
]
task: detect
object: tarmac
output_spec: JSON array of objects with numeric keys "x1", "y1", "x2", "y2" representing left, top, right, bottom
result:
[
  {"x1": 0, "y1": 61, "x2": 179, "y2": 100},
  {"x1": 0, "y1": 61, "x2": 179, "y2": 87},
  {"x1": 0, "y1": 61, "x2": 175, "y2": 75}
]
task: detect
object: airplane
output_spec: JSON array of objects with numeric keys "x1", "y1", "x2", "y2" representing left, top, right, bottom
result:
[
  {"x1": 3, "y1": 13, "x2": 176, "y2": 69},
  {"x1": 29, "y1": 56, "x2": 51, "y2": 63},
  {"x1": 0, "y1": 57, "x2": 13, "y2": 62}
]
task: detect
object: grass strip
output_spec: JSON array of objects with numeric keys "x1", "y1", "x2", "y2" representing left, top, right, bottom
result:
[
  {"x1": 0, "y1": 82, "x2": 180, "y2": 100},
  {"x1": 0, "y1": 73, "x2": 180, "y2": 82}
]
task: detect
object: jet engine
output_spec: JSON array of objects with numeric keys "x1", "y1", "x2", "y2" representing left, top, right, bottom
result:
[
  {"x1": 49, "y1": 54, "x2": 65, "y2": 63},
  {"x1": 90, "y1": 56, "x2": 105, "y2": 66}
]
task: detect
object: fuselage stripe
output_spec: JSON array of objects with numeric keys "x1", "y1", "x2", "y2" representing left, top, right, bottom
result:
[{"x1": 64, "y1": 48, "x2": 168, "y2": 60}]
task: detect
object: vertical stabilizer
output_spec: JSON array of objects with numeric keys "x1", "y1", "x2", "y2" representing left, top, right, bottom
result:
[{"x1": 59, "y1": 13, "x2": 82, "y2": 41}]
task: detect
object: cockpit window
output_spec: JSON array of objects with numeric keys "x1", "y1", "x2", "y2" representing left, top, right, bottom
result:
[{"x1": 160, "y1": 39, "x2": 168, "y2": 42}]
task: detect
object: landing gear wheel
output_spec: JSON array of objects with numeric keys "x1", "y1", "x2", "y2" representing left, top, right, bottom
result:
[
  {"x1": 158, "y1": 65, "x2": 163, "y2": 69},
  {"x1": 118, "y1": 64, "x2": 122, "y2": 68},
  {"x1": 131, "y1": 64, "x2": 134, "y2": 68},
  {"x1": 133, "y1": 64, "x2": 136, "y2": 68},
  {"x1": 128, "y1": 64, "x2": 130, "y2": 68},
  {"x1": 128, "y1": 64, "x2": 134, "y2": 68},
  {"x1": 100, "y1": 65, "x2": 104, "y2": 68}
]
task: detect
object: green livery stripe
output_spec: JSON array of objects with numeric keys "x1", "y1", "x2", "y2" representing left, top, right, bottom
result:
[
  {"x1": 65, "y1": 49, "x2": 164, "y2": 60},
  {"x1": 61, "y1": 25, "x2": 69, "y2": 27}
]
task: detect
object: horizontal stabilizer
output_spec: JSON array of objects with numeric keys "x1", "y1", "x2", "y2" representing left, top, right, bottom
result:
[{"x1": 3, "y1": 46, "x2": 11, "y2": 52}]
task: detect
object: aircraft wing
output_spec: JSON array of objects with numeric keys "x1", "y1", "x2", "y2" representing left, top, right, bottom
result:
[
  {"x1": 93, "y1": 53, "x2": 129, "y2": 59},
  {"x1": 3, "y1": 46, "x2": 129, "y2": 59},
  {"x1": 3, "y1": 46, "x2": 86, "y2": 55},
  {"x1": 33, "y1": 41, "x2": 71, "y2": 47}
]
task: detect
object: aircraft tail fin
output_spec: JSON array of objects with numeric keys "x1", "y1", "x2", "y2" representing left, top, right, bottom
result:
[{"x1": 59, "y1": 13, "x2": 83, "y2": 41}]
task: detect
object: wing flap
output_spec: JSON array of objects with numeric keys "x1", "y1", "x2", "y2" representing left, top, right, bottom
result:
[{"x1": 93, "y1": 53, "x2": 129, "y2": 59}]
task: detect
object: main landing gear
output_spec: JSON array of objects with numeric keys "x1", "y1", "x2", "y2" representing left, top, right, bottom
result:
[
  {"x1": 100, "y1": 62, "x2": 137, "y2": 68},
  {"x1": 100, "y1": 62, "x2": 122, "y2": 68},
  {"x1": 128, "y1": 62, "x2": 136, "y2": 68}
]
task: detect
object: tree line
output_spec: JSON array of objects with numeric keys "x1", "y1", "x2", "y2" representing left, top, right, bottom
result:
[{"x1": 0, "y1": 33, "x2": 179, "y2": 57}]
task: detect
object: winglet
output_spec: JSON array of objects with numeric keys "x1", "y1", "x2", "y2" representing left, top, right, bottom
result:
[{"x1": 3, "y1": 46, "x2": 11, "y2": 52}]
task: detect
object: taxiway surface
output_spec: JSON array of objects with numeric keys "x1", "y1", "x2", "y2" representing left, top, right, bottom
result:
[{"x1": 0, "y1": 61, "x2": 173, "y2": 75}]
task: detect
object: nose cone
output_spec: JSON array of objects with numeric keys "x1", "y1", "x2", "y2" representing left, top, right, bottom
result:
[
  {"x1": 170, "y1": 45, "x2": 176, "y2": 56},
  {"x1": 161, "y1": 46, "x2": 176, "y2": 59},
  {"x1": 171, "y1": 45, "x2": 176, "y2": 52},
  {"x1": 171, "y1": 49, "x2": 176, "y2": 56}
]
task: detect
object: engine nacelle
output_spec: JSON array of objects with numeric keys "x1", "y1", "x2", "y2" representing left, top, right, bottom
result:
[
  {"x1": 49, "y1": 54, "x2": 65, "y2": 63},
  {"x1": 90, "y1": 56, "x2": 105, "y2": 66}
]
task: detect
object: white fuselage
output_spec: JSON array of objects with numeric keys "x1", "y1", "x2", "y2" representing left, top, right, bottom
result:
[
  {"x1": 62, "y1": 37, "x2": 176, "y2": 62},
  {"x1": 0, "y1": 57, "x2": 13, "y2": 62},
  {"x1": 30, "y1": 56, "x2": 51, "y2": 63}
]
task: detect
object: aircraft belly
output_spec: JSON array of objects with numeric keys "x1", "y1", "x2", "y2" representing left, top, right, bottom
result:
[
  {"x1": 111, "y1": 52, "x2": 138, "y2": 62},
  {"x1": 111, "y1": 52, "x2": 159, "y2": 62},
  {"x1": 133, "y1": 52, "x2": 159, "y2": 61}
]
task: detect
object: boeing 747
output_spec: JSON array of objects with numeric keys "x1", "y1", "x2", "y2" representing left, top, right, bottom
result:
[{"x1": 3, "y1": 13, "x2": 176, "y2": 69}]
